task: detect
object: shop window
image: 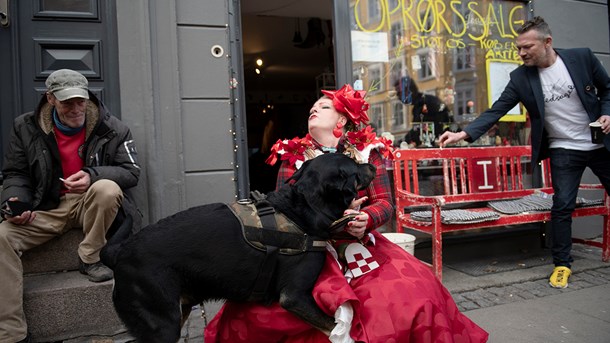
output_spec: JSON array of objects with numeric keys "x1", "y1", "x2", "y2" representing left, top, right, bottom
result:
[
  {"x1": 454, "y1": 86, "x2": 475, "y2": 117},
  {"x1": 368, "y1": 0, "x2": 381, "y2": 22},
  {"x1": 420, "y1": 9, "x2": 434, "y2": 37},
  {"x1": 417, "y1": 50, "x2": 434, "y2": 80},
  {"x1": 369, "y1": 64, "x2": 383, "y2": 93},
  {"x1": 389, "y1": 57, "x2": 404, "y2": 90},
  {"x1": 392, "y1": 101, "x2": 405, "y2": 130},
  {"x1": 454, "y1": 46, "x2": 475, "y2": 71},
  {"x1": 348, "y1": 0, "x2": 527, "y2": 146},
  {"x1": 390, "y1": 22, "x2": 402, "y2": 49},
  {"x1": 370, "y1": 104, "x2": 384, "y2": 131}
]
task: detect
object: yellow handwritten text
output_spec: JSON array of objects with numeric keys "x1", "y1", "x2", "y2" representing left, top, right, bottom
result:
[{"x1": 354, "y1": 0, "x2": 525, "y2": 41}]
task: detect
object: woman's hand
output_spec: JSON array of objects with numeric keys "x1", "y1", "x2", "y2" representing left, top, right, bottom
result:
[
  {"x1": 343, "y1": 209, "x2": 368, "y2": 239},
  {"x1": 345, "y1": 196, "x2": 369, "y2": 239},
  {"x1": 349, "y1": 196, "x2": 368, "y2": 210}
]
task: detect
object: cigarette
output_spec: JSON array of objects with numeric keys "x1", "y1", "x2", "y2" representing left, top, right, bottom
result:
[{"x1": 59, "y1": 178, "x2": 66, "y2": 182}]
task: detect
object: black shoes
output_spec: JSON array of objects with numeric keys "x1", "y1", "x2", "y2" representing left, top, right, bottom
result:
[{"x1": 79, "y1": 259, "x2": 113, "y2": 282}]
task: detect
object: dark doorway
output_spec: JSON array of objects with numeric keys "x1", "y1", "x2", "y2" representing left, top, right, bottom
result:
[{"x1": 241, "y1": 1, "x2": 335, "y2": 194}]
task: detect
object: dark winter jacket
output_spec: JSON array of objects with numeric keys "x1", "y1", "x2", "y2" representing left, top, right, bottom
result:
[{"x1": 1, "y1": 92, "x2": 142, "y2": 230}]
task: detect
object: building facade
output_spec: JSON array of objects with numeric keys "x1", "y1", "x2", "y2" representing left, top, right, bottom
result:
[{"x1": 1, "y1": 0, "x2": 608, "y2": 225}]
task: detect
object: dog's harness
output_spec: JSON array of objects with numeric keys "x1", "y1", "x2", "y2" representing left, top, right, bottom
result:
[{"x1": 228, "y1": 191, "x2": 327, "y2": 301}]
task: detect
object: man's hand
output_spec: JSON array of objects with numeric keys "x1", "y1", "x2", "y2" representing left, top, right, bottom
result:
[
  {"x1": 598, "y1": 115, "x2": 610, "y2": 134},
  {"x1": 61, "y1": 170, "x2": 91, "y2": 194},
  {"x1": 2, "y1": 197, "x2": 36, "y2": 225},
  {"x1": 438, "y1": 131, "x2": 469, "y2": 147}
]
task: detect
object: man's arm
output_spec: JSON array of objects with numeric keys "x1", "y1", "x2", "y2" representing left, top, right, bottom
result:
[
  {"x1": 439, "y1": 130, "x2": 470, "y2": 147},
  {"x1": 440, "y1": 75, "x2": 523, "y2": 147},
  {"x1": 1, "y1": 116, "x2": 34, "y2": 205},
  {"x1": 84, "y1": 120, "x2": 140, "y2": 190}
]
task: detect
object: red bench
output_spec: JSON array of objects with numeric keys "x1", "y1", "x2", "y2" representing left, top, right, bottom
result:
[{"x1": 392, "y1": 146, "x2": 610, "y2": 280}]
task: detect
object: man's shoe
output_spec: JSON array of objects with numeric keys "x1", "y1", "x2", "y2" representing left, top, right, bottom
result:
[
  {"x1": 79, "y1": 260, "x2": 113, "y2": 282},
  {"x1": 549, "y1": 266, "x2": 571, "y2": 288}
]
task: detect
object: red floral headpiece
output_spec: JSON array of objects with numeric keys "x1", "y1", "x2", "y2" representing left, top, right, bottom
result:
[{"x1": 321, "y1": 84, "x2": 370, "y2": 126}]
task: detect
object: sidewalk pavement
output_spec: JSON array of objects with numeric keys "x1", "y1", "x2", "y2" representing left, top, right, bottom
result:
[
  {"x1": 442, "y1": 241, "x2": 610, "y2": 343},
  {"x1": 173, "y1": 239, "x2": 610, "y2": 343},
  {"x1": 69, "y1": 238, "x2": 610, "y2": 342}
]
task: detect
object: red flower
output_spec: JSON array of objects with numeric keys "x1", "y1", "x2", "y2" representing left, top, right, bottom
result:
[
  {"x1": 321, "y1": 84, "x2": 370, "y2": 126},
  {"x1": 266, "y1": 135, "x2": 314, "y2": 166},
  {"x1": 378, "y1": 136, "x2": 395, "y2": 160},
  {"x1": 280, "y1": 138, "x2": 308, "y2": 166},
  {"x1": 347, "y1": 126, "x2": 377, "y2": 150},
  {"x1": 265, "y1": 139, "x2": 283, "y2": 165}
]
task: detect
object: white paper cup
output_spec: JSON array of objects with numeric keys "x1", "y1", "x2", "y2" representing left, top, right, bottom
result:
[{"x1": 382, "y1": 233, "x2": 416, "y2": 255}]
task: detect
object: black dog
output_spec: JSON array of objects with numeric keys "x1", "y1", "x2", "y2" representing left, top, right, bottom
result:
[{"x1": 101, "y1": 153, "x2": 376, "y2": 342}]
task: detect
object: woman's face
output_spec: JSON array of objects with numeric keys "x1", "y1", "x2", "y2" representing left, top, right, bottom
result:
[{"x1": 308, "y1": 97, "x2": 345, "y2": 134}]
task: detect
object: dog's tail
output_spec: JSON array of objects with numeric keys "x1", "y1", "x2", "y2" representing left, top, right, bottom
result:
[{"x1": 100, "y1": 214, "x2": 133, "y2": 269}]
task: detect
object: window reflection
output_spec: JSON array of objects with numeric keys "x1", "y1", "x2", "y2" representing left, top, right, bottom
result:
[{"x1": 349, "y1": 0, "x2": 528, "y2": 147}]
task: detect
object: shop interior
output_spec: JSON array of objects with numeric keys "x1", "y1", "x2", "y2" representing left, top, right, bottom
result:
[{"x1": 241, "y1": 0, "x2": 334, "y2": 192}]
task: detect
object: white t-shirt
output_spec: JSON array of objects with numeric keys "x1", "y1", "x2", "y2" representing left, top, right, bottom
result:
[{"x1": 539, "y1": 56, "x2": 602, "y2": 150}]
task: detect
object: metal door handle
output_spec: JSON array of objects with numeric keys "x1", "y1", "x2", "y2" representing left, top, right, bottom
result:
[{"x1": 0, "y1": 0, "x2": 9, "y2": 27}]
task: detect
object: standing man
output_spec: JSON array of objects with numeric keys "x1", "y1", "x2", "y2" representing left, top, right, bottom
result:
[
  {"x1": 0, "y1": 69, "x2": 141, "y2": 343},
  {"x1": 440, "y1": 16, "x2": 610, "y2": 289}
]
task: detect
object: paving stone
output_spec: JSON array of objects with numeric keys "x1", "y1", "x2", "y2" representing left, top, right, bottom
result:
[
  {"x1": 458, "y1": 301, "x2": 480, "y2": 311},
  {"x1": 471, "y1": 297, "x2": 496, "y2": 309}
]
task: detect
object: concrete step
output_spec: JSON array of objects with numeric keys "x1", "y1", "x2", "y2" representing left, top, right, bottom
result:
[
  {"x1": 20, "y1": 228, "x2": 127, "y2": 342},
  {"x1": 24, "y1": 271, "x2": 126, "y2": 342},
  {"x1": 22, "y1": 229, "x2": 83, "y2": 274}
]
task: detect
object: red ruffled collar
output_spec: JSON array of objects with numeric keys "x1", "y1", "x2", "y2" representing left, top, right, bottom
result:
[{"x1": 266, "y1": 125, "x2": 394, "y2": 168}]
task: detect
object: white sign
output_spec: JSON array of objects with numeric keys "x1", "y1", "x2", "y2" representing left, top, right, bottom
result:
[
  {"x1": 351, "y1": 31, "x2": 389, "y2": 62},
  {"x1": 411, "y1": 55, "x2": 422, "y2": 70},
  {"x1": 487, "y1": 60, "x2": 521, "y2": 116}
]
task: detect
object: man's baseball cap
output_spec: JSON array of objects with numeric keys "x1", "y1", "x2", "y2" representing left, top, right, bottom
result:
[{"x1": 45, "y1": 69, "x2": 89, "y2": 101}]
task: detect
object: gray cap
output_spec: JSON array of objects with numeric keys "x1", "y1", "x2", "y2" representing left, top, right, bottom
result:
[{"x1": 45, "y1": 69, "x2": 89, "y2": 101}]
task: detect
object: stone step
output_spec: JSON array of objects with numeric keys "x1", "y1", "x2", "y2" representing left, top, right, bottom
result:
[
  {"x1": 24, "y1": 271, "x2": 126, "y2": 342},
  {"x1": 20, "y1": 226, "x2": 126, "y2": 342},
  {"x1": 22, "y1": 229, "x2": 83, "y2": 274}
]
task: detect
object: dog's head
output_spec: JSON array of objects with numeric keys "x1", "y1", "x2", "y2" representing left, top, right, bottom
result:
[{"x1": 274, "y1": 153, "x2": 376, "y2": 236}]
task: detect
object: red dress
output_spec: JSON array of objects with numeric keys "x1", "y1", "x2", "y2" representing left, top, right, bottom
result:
[{"x1": 204, "y1": 231, "x2": 488, "y2": 343}]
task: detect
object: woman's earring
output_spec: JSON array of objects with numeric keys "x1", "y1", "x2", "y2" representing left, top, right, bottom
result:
[{"x1": 333, "y1": 123, "x2": 344, "y2": 138}]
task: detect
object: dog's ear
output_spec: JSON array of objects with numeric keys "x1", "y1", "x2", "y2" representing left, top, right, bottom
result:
[{"x1": 356, "y1": 163, "x2": 376, "y2": 191}]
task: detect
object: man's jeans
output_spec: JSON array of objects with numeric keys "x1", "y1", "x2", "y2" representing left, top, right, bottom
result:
[{"x1": 549, "y1": 147, "x2": 610, "y2": 267}]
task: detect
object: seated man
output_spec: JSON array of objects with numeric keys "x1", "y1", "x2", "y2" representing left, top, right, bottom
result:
[{"x1": 0, "y1": 69, "x2": 141, "y2": 343}]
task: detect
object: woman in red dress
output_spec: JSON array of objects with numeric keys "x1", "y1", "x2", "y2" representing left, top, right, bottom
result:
[{"x1": 204, "y1": 85, "x2": 488, "y2": 343}]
